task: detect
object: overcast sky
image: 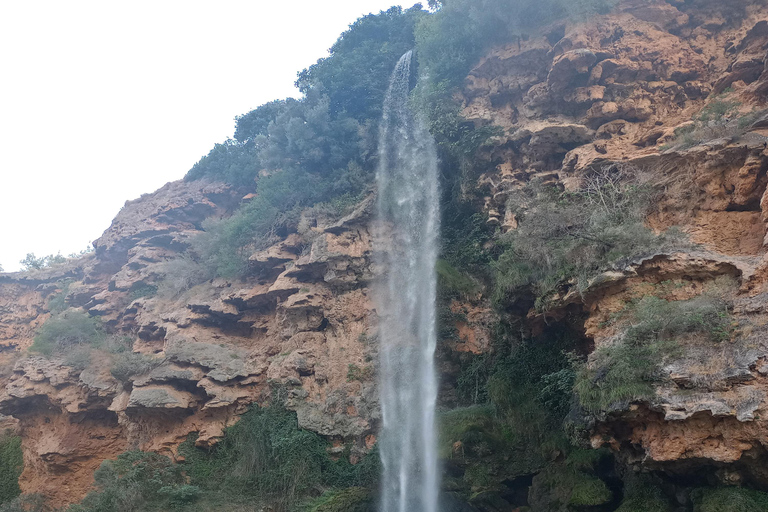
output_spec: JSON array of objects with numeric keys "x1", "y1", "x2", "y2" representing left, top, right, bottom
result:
[{"x1": 0, "y1": 0, "x2": 418, "y2": 272}]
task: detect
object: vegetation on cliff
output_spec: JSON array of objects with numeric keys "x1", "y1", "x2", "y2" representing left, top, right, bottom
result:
[
  {"x1": 68, "y1": 405, "x2": 378, "y2": 512},
  {"x1": 0, "y1": 434, "x2": 21, "y2": 506}
]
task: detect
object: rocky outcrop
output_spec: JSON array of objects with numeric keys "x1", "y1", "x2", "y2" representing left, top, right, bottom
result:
[
  {"x1": 457, "y1": 0, "x2": 768, "y2": 496},
  {"x1": 0, "y1": 183, "x2": 391, "y2": 506}
]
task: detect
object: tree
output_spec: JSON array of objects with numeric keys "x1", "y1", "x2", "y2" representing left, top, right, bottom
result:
[{"x1": 19, "y1": 253, "x2": 66, "y2": 271}]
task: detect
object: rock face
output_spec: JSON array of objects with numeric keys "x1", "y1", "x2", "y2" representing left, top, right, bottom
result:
[
  {"x1": 460, "y1": 0, "x2": 768, "y2": 494},
  {"x1": 0, "y1": 183, "x2": 390, "y2": 505}
]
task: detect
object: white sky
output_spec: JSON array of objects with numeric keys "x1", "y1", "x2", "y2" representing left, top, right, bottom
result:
[{"x1": 0, "y1": 0, "x2": 418, "y2": 272}]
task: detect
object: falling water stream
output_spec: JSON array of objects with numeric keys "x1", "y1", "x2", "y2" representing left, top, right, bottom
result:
[{"x1": 376, "y1": 51, "x2": 440, "y2": 512}]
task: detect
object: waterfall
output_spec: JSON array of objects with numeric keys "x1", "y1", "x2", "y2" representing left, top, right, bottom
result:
[{"x1": 375, "y1": 50, "x2": 440, "y2": 512}]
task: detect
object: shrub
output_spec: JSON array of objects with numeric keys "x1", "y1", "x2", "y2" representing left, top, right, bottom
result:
[
  {"x1": 156, "y1": 256, "x2": 211, "y2": 298},
  {"x1": 0, "y1": 495, "x2": 45, "y2": 512},
  {"x1": 31, "y1": 310, "x2": 105, "y2": 356},
  {"x1": 128, "y1": 283, "x2": 157, "y2": 302},
  {"x1": 68, "y1": 451, "x2": 198, "y2": 512},
  {"x1": 658, "y1": 97, "x2": 766, "y2": 152},
  {"x1": 300, "y1": 487, "x2": 372, "y2": 512},
  {"x1": 63, "y1": 346, "x2": 93, "y2": 371},
  {"x1": 191, "y1": 162, "x2": 371, "y2": 279},
  {"x1": 436, "y1": 259, "x2": 480, "y2": 298},
  {"x1": 0, "y1": 434, "x2": 22, "y2": 505},
  {"x1": 575, "y1": 294, "x2": 733, "y2": 412},
  {"x1": 615, "y1": 476, "x2": 674, "y2": 512},
  {"x1": 692, "y1": 487, "x2": 768, "y2": 512},
  {"x1": 493, "y1": 165, "x2": 688, "y2": 307},
  {"x1": 47, "y1": 279, "x2": 74, "y2": 314},
  {"x1": 346, "y1": 364, "x2": 374, "y2": 382},
  {"x1": 19, "y1": 253, "x2": 67, "y2": 271},
  {"x1": 179, "y1": 406, "x2": 380, "y2": 512},
  {"x1": 110, "y1": 353, "x2": 161, "y2": 383}
]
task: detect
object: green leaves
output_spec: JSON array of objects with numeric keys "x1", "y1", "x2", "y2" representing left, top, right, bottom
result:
[{"x1": 31, "y1": 310, "x2": 105, "y2": 356}]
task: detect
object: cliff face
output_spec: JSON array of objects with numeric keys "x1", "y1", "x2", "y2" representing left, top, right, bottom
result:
[
  {"x1": 0, "y1": 180, "x2": 486, "y2": 506},
  {"x1": 461, "y1": 0, "x2": 768, "y2": 494},
  {"x1": 3, "y1": 0, "x2": 768, "y2": 508}
]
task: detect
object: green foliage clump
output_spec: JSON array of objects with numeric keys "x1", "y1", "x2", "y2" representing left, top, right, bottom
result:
[
  {"x1": 185, "y1": 138, "x2": 261, "y2": 188},
  {"x1": 0, "y1": 495, "x2": 46, "y2": 512},
  {"x1": 68, "y1": 451, "x2": 199, "y2": 512},
  {"x1": 191, "y1": 162, "x2": 370, "y2": 278},
  {"x1": 297, "y1": 6, "x2": 425, "y2": 121},
  {"x1": 31, "y1": 310, "x2": 105, "y2": 356},
  {"x1": 575, "y1": 294, "x2": 733, "y2": 412},
  {"x1": 441, "y1": 326, "x2": 581, "y2": 486},
  {"x1": 346, "y1": 364, "x2": 373, "y2": 382},
  {"x1": 692, "y1": 487, "x2": 768, "y2": 512},
  {"x1": 436, "y1": 259, "x2": 480, "y2": 298},
  {"x1": 300, "y1": 487, "x2": 372, "y2": 512},
  {"x1": 529, "y1": 449, "x2": 613, "y2": 510},
  {"x1": 615, "y1": 476, "x2": 673, "y2": 512},
  {"x1": 128, "y1": 283, "x2": 158, "y2": 302},
  {"x1": 0, "y1": 434, "x2": 22, "y2": 505},
  {"x1": 416, "y1": 0, "x2": 617, "y2": 88},
  {"x1": 659, "y1": 95, "x2": 766, "y2": 151},
  {"x1": 110, "y1": 352, "x2": 161, "y2": 383},
  {"x1": 179, "y1": 406, "x2": 379, "y2": 512},
  {"x1": 47, "y1": 279, "x2": 74, "y2": 314},
  {"x1": 493, "y1": 166, "x2": 687, "y2": 308},
  {"x1": 19, "y1": 253, "x2": 67, "y2": 271}
]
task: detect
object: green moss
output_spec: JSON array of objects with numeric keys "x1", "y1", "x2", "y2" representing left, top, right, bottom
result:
[
  {"x1": 436, "y1": 259, "x2": 480, "y2": 297},
  {"x1": 530, "y1": 464, "x2": 613, "y2": 511},
  {"x1": 615, "y1": 479, "x2": 673, "y2": 512},
  {"x1": 568, "y1": 473, "x2": 612, "y2": 506},
  {"x1": 692, "y1": 487, "x2": 768, "y2": 512}
]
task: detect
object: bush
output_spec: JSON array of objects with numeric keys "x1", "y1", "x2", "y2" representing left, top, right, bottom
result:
[
  {"x1": 63, "y1": 346, "x2": 93, "y2": 371},
  {"x1": 156, "y1": 256, "x2": 211, "y2": 298},
  {"x1": 128, "y1": 283, "x2": 157, "y2": 302},
  {"x1": 0, "y1": 495, "x2": 45, "y2": 512},
  {"x1": 493, "y1": 165, "x2": 688, "y2": 308},
  {"x1": 692, "y1": 487, "x2": 768, "y2": 512},
  {"x1": 31, "y1": 310, "x2": 105, "y2": 356},
  {"x1": 47, "y1": 279, "x2": 74, "y2": 314},
  {"x1": 436, "y1": 260, "x2": 480, "y2": 298},
  {"x1": 68, "y1": 451, "x2": 198, "y2": 512},
  {"x1": 659, "y1": 96, "x2": 766, "y2": 152},
  {"x1": 191, "y1": 162, "x2": 371, "y2": 279},
  {"x1": 575, "y1": 294, "x2": 733, "y2": 412},
  {"x1": 0, "y1": 434, "x2": 22, "y2": 505},
  {"x1": 179, "y1": 406, "x2": 380, "y2": 512},
  {"x1": 300, "y1": 487, "x2": 372, "y2": 512},
  {"x1": 615, "y1": 476, "x2": 674, "y2": 512},
  {"x1": 346, "y1": 364, "x2": 373, "y2": 382},
  {"x1": 19, "y1": 253, "x2": 67, "y2": 271}
]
